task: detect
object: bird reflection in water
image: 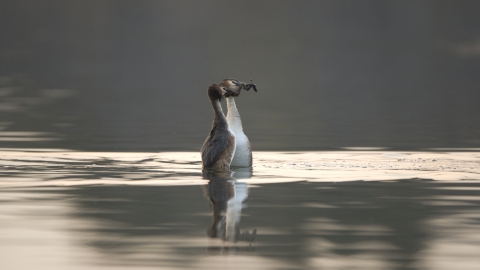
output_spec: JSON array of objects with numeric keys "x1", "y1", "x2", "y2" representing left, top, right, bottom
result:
[{"x1": 202, "y1": 168, "x2": 256, "y2": 253}]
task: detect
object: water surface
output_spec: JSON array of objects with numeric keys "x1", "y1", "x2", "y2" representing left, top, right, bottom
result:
[{"x1": 1, "y1": 150, "x2": 479, "y2": 269}]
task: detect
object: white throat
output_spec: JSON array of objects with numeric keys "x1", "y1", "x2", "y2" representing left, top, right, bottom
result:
[
  {"x1": 226, "y1": 97, "x2": 252, "y2": 167},
  {"x1": 226, "y1": 97, "x2": 243, "y2": 132}
]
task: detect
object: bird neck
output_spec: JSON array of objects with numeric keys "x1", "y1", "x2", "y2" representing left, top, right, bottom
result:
[
  {"x1": 210, "y1": 97, "x2": 228, "y2": 128},
  {"x1": 226, "y1": 97, "x2": 243, "y2": 132}
]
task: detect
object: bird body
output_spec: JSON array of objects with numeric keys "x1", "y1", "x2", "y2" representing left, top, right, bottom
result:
[{"x1": 201, "y1": 85, "x2": 236, "y2": 171}]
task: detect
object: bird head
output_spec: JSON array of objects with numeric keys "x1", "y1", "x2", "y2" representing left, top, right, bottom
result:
[
  {"x1": 208, "y1": 79, "x2": 257, "y2": 100},
  {"x1": 219, "y1": 79, "x2": 246, "y2": 97},
  {"x1": 220, "y1": 78, "x2": 257, "y2": 95},
  {"x1": 207, "y1": 84, "x2": 232, "y2": 100},
  {"x1": 220, "y1": 78, "x2": 243, "y2": 92}
]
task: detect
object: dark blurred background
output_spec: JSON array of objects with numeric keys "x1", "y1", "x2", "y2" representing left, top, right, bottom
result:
[{"x1": 1, "y1": 0, "x2": 479, "y2": 151}]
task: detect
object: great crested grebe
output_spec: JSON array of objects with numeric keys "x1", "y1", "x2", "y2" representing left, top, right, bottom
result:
[
  {"x1": 219, "y1": 79, "x2": 256, "y2": 168},
  {"x1": 201, "y1": 79, "x2": 257, "y2": 171}
]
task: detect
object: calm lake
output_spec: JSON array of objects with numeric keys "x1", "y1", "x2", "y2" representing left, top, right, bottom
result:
[{"x1": 1, "y1": 150, "x2": 479, "y2": 269}]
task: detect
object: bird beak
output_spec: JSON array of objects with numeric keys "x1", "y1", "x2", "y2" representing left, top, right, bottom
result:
[{"x1": 237, "y1": 82, "x2": 247, "y2": 90}]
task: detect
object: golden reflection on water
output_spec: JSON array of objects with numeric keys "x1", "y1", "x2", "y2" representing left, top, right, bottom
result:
[
  {"x1": 0, "y1": 132, "x2": 60, "y2": 141},
  {"x1": 0, "y1": 150, "x2": 479, "y2": 187},
  {"x1": 0, "y1": 149, "x2": 480, "y2": 269}
]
